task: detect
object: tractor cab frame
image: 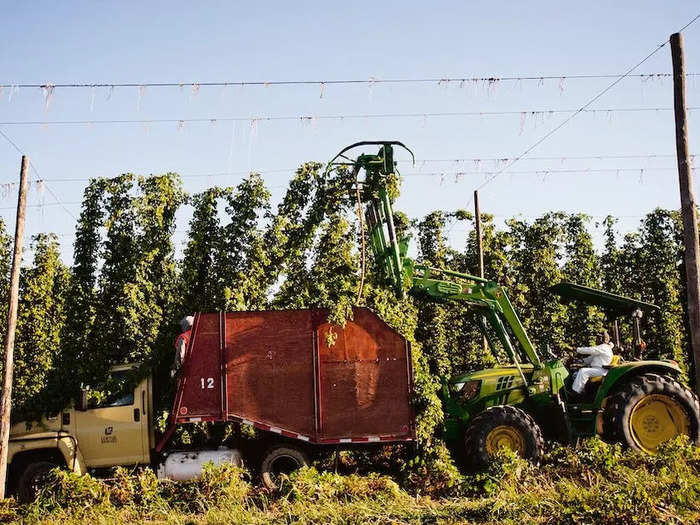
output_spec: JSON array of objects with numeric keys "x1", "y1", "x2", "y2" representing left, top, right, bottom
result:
[{"x1": 550, "y1": 281, "x2": 660, "y2": 360}]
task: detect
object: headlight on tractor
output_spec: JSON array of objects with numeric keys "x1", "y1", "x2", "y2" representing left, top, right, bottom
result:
[{"x1": 454, "y1": 379, "x2": 481, "y2": 401}]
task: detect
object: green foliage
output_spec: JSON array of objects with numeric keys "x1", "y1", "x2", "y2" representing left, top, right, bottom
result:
[
  {"x1": 9, "y1": 439, "x2": 700, "y2": 524},
  {"x1": 271, "y1": 162, "x2": 345, "y2": 310},
  {"x1": 599, "y1": 209, "x2": 686, "y2": 365},
  {"x1": 507, "y1": 213, "x2": 568, "y2": 352},
  {"x1": 129, "y1": 173, "x2": 186, "y2": 366},
  {"x1": 90, "y1": 174, "x2": 140, "y2": 368},
  {"x1": 35, "y1": 174, "x2": 186, "y2": 413},
  {"x1": 279, "y1": 467, "x2": 404, "y2": 504},
  {"x1": 3, "y1": 162, "x2": 695, "y2": 487},
  {"x1": 25, "y1": 463, "x2": 250, "y2": 522},
  {"x1": 14, "y1": 234, "x2": 69, "y2": 414},
  {"x1": 180, "y1": 186, "x2": 232, "y2": 312},
  {"x1": 0, "y1": 220, "x2": 12, "y2": 358},
  {"x1": 218, "y1": 173, "x2": 271, "y2": 311},
  {"x1": 53, "y1": 179, "x2": 106, "y2": 402},
  {"x1": 415, "y1": 212, "x2": 452, "y2": 378},
  {"x1": 307, "y1": 213, "x2": 358, "y2": 324},
  {"x1": 561, "y1": 215, "x2": 605, "y2": 344},
  {"x1": 634, "y1": 210, "x2": 685, "y2": 364},
  {"x1": 475, "y1": 437, "x2": 700, "y2": 524}
]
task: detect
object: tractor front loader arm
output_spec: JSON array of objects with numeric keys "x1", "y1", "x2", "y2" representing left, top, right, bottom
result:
[{"x1": 325, "y1": 142, "x2": 543, "y2": 374}]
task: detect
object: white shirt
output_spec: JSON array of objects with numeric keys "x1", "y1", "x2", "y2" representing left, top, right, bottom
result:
[{"x1": 576, "y1": 342, "x2": 614, "y2": 368}]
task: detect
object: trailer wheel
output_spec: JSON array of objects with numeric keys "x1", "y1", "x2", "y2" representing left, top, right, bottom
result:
[
  {"x1": 260, "y1": 444, "x2": 310, "y2": 490},
  {"x1": 16, "y1": 460, "x2": 58, "y2": 503},
  {"x1": 464, "y1": 405, "x2": 544, "y2": 468},
  {"x1": 604, "y1": 373, "x2": 700, "y2": 453}
]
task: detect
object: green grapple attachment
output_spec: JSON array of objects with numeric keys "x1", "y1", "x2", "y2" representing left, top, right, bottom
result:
[
  {"x1": 325, "y1": 141, "x2": 415, "y2": 298},
  {"x1": 325, "y1": 141, "x2": 541, "y2": 370}
]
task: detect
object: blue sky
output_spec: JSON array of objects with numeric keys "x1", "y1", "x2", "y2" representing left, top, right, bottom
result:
[{"x1": 1, "y1": 1, "x2": 699, "y2": 262}]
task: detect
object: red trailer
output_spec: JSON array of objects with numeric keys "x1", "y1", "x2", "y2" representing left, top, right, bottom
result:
[{"x1": 157, "y1": 307, "x2": 414, "y2": 485}]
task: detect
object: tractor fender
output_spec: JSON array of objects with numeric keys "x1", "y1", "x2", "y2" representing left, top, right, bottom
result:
[
  {"x1": 9, "y1": 432, "x2": 86, "y2": 475},
  {"x1": 592, "y1": 361, "x2": 682, "y2": 409}
]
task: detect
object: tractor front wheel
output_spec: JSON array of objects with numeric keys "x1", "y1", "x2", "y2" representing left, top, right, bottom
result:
[
  {"x1": 604, "y1": 373, "x2": 700, "y2": 453},
  {"x1": 464, "y1": 405, "x2": 544, "y2": 468}
]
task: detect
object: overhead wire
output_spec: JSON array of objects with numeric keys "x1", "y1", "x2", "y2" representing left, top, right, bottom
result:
[
  {"x1": 14, "y1": 165, "x2": 685, "y2": 185},
  {"x1": 1, "y1": 72, "x2": 698, "y2": 90},
  {"x1": 466, "y1": 12, "x2": 700, "y2": 201},
  {"x1": 400, "y1": 153, "x2": 690, "y2": 163},
  {"x1": 0, "y1": 106, "x2": 696, "y2": 127},
  {"x1": 0, "y1": 124, "x2": 78, "y2": 220},
  {"x1": 0, "y1": 128, "x2": 25, "y2": 156},
  {"x1": 32, "y1": 168, "x2": 292, "y2": 183},
  {"x1": 401, "y1": 167, "x2": 688, "y2": 177},
  {"x1": 0, "y1": 201, "x2": 81, "y2": 211}
]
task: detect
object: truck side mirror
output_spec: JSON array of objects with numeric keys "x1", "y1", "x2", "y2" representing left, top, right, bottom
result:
[{"x1": 77, "y1": 388, "x2": 89, "y2": 411}]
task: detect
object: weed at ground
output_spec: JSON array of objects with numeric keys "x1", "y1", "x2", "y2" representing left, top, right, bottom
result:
[{"x1": 8, "y1": 439, "x2": 699, "y2": 525}]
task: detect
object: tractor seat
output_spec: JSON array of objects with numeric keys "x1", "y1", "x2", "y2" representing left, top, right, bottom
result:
[
  {"x1": 589, "y1": 355, "x2": 623, "y2": 384},
  {"x1": 603, "y1": 354, "x2": 622, "y2": 369}
]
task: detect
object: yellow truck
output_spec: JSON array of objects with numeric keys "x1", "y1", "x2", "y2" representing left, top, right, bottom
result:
[
  {"x1": 8, "y1": 365, "x2": 160, "y2": 501},
  {"x1": 9, "y1": 363, "x2": 244, "y2": 501},
  {"x1": 7, "y1": 309, "x2": 415, "y2": 501}
]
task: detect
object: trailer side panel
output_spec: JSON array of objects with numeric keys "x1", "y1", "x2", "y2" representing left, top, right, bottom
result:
[
  {"x1": 317, "y1": 308, "x2": 413, "y2": 440},
  {"x1": 174, "y1": 308, "x2": 414, "y2": 444},
  {"x1": 225, "y1": 310, "x2": 315, "y2": 437},
  {"x1": 176, "y1": 313, "x2": 222, "y2": 420}
]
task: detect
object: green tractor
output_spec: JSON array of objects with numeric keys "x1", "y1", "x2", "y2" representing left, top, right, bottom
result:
[{"x1": 325, "y1": 141, "x2": 700, "y2": 466}]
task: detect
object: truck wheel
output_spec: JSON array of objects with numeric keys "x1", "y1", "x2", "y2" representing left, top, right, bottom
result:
[
  {"x1": 260, "y1": 444, "x2": 310, "y2": 490},
  {"x1": 464, "y1": 405, "x2": 544, "y2": 468},
  {"x1": 604, "y1": 373, "x2": 700, "y2": 453},
  {"x1": 17, "y1": 461, "x2": 57, "y2": 503}
]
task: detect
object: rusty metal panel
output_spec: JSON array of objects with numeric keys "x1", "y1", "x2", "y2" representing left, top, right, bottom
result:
[
  {"x1": 175, "y1": 307, "x2": 414, "y2": 444},
  {"x1": 225, "y1": 310, "x2": 315, "y2": 437},
  {"x1": 176, "y1": 313, "x2": 222, "y2": 420},
  {"x1": 316, "y1": 308, "x2": 414, "y2": 440}
]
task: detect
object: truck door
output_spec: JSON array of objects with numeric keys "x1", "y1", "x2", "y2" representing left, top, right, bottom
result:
[{"x1": 74, "y1": 370, "x2": 149, "y2": 467}]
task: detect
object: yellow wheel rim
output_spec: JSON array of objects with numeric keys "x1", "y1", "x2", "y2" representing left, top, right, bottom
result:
[
  {"x1": 485, "y1": 425, "x2": 525, "y2": 456},
  {"x1": 630, "y1": 394, "x2": 690, "y2": 453}
]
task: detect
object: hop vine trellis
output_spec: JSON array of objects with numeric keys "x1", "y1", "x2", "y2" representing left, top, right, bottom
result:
[{"x1": 0, "y1": 164, "x2": 688, "y2": 486}]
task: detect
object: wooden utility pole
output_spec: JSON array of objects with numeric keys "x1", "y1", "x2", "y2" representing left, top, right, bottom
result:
[
  {"x1": 0, "y1": 156, "x2": 28, "y2": 498},
  {"x1": 671, "y1": 32, "x2": 700, "y2": 395},
  {"x1": 474, "y1": 190, "x2": 487, "y2": 353}
]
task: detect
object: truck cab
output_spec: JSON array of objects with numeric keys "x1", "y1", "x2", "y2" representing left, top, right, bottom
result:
[
  {"x1": 8, "y1": 364, "x2": 153, "y2": 500},
  {"x1": 67, "y1": 364, "x2": 153, "y2": 468}
]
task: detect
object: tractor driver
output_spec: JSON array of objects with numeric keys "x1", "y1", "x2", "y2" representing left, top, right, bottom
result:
[{"x1": 571, "y1": 330, "x2": 614, "y2": 395}]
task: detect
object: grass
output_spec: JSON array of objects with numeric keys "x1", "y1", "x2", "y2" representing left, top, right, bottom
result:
[{"x1": 1, "y1": 437, "x2": 698, "y2": 524}]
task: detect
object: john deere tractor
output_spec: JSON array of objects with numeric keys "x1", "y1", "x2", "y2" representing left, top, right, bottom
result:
[{"x1": 326, "y1": 141, "x2": 700, "y2": 466}]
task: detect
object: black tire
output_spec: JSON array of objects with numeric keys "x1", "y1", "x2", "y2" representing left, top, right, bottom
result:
[
  {"x1": 260, "y1": 444, "x2": 310, "y2": 490},
  {"x1": 604, "y1": 373, "x2": 700, "y2": 453},
  {"x1": 16, "y1": 460, "x2": 58, "y2": 503},
  {"x1": 464, "y1": 405, "x2": 544, "y2": 469}
]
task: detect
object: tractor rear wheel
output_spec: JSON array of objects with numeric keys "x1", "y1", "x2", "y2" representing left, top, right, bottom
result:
[
  {"x1": 464, "y1": 405, "x2": 544, "y2": 468},
  {"x1": 604, "y1": 373, "x2": 700, "y2": 453}
]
